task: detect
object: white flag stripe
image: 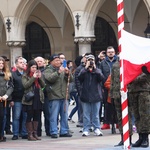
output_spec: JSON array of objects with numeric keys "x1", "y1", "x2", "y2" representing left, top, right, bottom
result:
[
  {"x1": 118, "y1": 22, "x2": 124, "y2": 31},
  {"x1": 118, "y1": 0, "x2": 123, "y2": 4},
  {"x1": 124, "y1": 138, "x2": 130, "y2": 149},
  {"x1": 118, "y1": 9, "x2": 124, "y2": 18},
  {"x1": 122, "y1": 109, "x2": 128, "y2": 119},
  {"x1": 120, "y1": 30, "x2": 150, "y2": 64},
  {"x1": 123, "y1": 122, "x2": 129, "y2": 133}
]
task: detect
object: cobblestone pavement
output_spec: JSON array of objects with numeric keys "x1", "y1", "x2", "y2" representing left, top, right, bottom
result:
[{"x1": 0, "y1": 105, "x2": 149, "y2": 150}]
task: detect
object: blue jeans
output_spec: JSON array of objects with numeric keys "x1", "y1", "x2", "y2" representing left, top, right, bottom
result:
[
  {"x1": 69, "y1": 92, "x2": 79, "y2": 120},
  {"x1": 12, "y1": 102, "x2": 27, "y2": 136},
  {"x1": 49, "y1": 99, "x2": 69, "y2": 135},
  {"x1": 82, "y1": 101, "x2": 101, "y2": 132}
]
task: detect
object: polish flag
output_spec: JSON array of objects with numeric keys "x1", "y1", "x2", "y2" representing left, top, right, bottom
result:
[{"x1": 120, "y1": 30, "x2": 150, "y2": 86}]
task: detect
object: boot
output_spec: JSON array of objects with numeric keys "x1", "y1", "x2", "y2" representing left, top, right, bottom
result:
[
  {"x1": 26, "y1": 122, "x2": 37, "y2": 141},
  {"x1": 111, "y1": 124, "x2": 116, "y2": 134},
  {"x1": 114, "y1": 134, "x2": 123, "y2": 147},
  {"x1": 132, "y1": 133, "x2": 143, "y2": 147},
  {"x1": 140, "y1": 133, "x2": 149, "y2": 148},
  {"x1": 33, "y1": 121, "x2": 41, "y2": 140},
  {"x1": 130, "y1": 135, "x2": 132, "y2": 146}
]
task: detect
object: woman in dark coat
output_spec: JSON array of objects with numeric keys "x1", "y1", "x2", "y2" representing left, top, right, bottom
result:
[
  {"x1": 0, "y1": 57, "x2": 13, "y2": 142},
  {"x1": 22, "y1": 60, "x2": 45, "y2": 141}
]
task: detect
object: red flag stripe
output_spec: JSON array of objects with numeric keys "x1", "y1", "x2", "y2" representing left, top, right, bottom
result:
[{"x1": 122, "y1": 114, "x2": 129, "y2": 125}]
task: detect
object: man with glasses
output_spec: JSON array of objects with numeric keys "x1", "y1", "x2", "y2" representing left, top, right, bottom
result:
[{"x1": 99, "y1": 46, "x2": 118, "y2": 132}]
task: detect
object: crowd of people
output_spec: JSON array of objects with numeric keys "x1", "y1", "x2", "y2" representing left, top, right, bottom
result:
[{"x1": 0, "y1": 47, "x2": 149, "y2": 148}]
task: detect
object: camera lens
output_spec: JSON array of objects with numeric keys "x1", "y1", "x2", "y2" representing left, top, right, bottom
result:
[{"x1": 90, "y1": 61, "x2": 93, "y2": 65}]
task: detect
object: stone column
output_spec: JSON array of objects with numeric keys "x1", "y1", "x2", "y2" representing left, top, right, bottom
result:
[
  {"x1": 74, "y1": 37, "x2": 95, "y2": 55},
  {"x1": 6, "y1": 41, "x2": 26, "y2": 67}
]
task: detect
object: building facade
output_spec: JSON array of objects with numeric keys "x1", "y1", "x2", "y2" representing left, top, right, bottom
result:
[{"x1": 0, "y1": 0, "x2": 149, "y2": 66}]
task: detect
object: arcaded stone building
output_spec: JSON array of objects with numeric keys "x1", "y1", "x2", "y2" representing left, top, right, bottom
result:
[{"x1": 0, "y1": 0, "x2": 149, "y2": 66}]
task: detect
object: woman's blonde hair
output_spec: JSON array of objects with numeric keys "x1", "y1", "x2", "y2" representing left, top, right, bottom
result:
[{"x1": 0, "y1": 57, "x2": 11, "y2": 80}]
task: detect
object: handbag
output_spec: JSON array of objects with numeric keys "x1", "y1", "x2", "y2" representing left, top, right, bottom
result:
[{"x1": 25, "y1": 91, "x2": 34, "y2": 102}]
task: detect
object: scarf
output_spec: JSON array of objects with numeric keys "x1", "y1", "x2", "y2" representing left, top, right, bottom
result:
[{"x1": 29, "y1": 72, "x2": 40, "y2": 88}]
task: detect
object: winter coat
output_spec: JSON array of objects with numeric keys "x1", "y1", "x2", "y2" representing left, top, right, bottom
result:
[
  {"x1": 99, "y1": 55, "x2": 117, "y2": 83},
  {"x1": 11, "y1": 70, "x2": 25, "y2": 101},
  {"x1": 110, "y1": 60, "x2": 120, "y2": 99},
  {"x1": 78, "y1": 68, "x2": 104, "y2": 103},
  {"x1": 0, "y1": 72, "x2": 13, "y2": 101},
  {"x1": 75, "y1": 63, "x2": 85, "y2": 96},
  {"x1": 44, "y1": 65, "x2": 73, "y2": 100},
  {"x1": 22, "y1": 74, "x2": 45, "y2": 105}
]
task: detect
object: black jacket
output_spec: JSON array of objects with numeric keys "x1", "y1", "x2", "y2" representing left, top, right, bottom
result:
[
  {"x1": 99, "y1": 55, "x2": 117, "y2": 83},
  {"x1": 12, "y1": 70, "x2": 24, "y2": 101},
  {"x1": 75, "y1": 63, "x2": 85, "y2": 96},
  {"x1": 78, "y1": 68, "x2": 104, "y2": 103}
]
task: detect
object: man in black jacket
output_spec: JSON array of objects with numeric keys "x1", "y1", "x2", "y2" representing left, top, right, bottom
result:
[
  {"x1": 11, "y1": 56, "x2": 27, "y2": 140},
  {"x1": 78, "y1": 54, "x2": 104, "y2": 136},
  {"x1": 74, "y1": 53, "x2": 89, "y2": 128}
]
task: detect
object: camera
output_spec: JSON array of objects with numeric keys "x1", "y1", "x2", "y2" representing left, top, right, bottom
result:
[
  {"x1": 88, "y1": 60, "x2": 94, "y2": 68},
  {"x1": 90, "y1": 60, "x2": 94, "y2": 66}
]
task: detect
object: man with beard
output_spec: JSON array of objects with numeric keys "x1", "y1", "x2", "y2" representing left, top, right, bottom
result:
[{"x1": 99, "y1": 46, "x2": 118, "y2": 133}]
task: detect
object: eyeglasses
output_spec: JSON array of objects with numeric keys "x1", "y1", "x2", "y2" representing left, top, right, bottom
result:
[
  {"x1": 107, "y1": 51, "x2": 115, "y2": 53},
  {"x1": 60, "y1": 57, "x2": 65, "y2": 59}
]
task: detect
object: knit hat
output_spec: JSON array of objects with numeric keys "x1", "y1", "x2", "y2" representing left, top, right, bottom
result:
[
  {"x1": 86, "y1": 54, "x2": 95, "y2": 60},
  {"x1": 49, "y1": 54, "x2": 59, "y2": 62}
]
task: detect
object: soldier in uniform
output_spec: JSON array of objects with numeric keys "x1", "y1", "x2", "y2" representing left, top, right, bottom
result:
[
  {"x1": 128, "y1": 66, "x2": 150, "y2": 148},
  {"x1": 110, "y1": 59, "x2": 133, "y2": 146}
]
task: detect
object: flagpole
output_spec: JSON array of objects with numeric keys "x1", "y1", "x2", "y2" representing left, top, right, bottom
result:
[{"x1": 117, "y1": 0, "x2": 130, "y2": 149}]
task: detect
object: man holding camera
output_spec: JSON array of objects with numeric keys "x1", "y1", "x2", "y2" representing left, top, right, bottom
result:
[
  {"x1": 78, "y1": 54, "x2": 104, "y2": 136},
  {"x1": 44, "y1": 54, "x2": 73, "y2": 138}
]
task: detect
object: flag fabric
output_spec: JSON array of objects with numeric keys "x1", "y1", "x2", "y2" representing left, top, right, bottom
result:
[{"x1": 120, "y1": 30, "x2": 150, "y2": 86}]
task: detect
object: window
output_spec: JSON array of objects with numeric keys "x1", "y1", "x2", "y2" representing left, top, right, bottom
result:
[{"x1": 23, "y1": 22, "x2": 51, "y2": 61}]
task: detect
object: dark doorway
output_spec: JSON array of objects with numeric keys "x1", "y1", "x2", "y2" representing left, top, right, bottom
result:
[
  {"x1": 92, "y1": 17, "x2": 118, "y2": 56},
  {"x1": 23, "y1": 22, "x2": 51, "y2": 61}
]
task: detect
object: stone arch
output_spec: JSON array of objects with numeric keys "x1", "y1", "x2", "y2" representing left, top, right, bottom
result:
[
  {"x1": 83, "y1": 0, "x2": 105, "y2": 33},
  {"x1": 23, "y1": 22, "x2": 51, "y2": 61},
  {"x1": 92, "y1": 17, "x2": 118, "y2": 55},
  {"x1": 13, "y1": 0, "x2": 74, "y2": 42},
  {"x1": 143, "y1": 0, "x2": 150, "y2": 14},
  {"x1": 132, "y1": 0, "x2": 149, "y2": 36},
  {"x1": 0, "y1": 11, "x2": 9, "y2": 57}
]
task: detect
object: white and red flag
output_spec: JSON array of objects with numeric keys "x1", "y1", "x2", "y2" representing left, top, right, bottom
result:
[{"x1": 120, "y1": 30, "x2": 150, "y2": 86}]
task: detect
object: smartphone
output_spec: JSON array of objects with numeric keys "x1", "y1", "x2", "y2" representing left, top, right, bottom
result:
[{"x1": 63, "y1": 60, "x2": 67, "y2": 68}]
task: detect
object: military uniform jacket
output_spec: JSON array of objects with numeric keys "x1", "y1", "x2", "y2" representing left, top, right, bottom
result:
[{"x1": 110, "y1": 61, "x2": 120, "y2": 99}]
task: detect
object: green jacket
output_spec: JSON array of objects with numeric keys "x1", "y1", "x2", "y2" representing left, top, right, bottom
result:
[
  {"x1": 110, "y1": 60, "x2": 120, "y2": 99},
  {"x1": 22, "y1": 74, "x2": 45, "y2": 105},
  {"x1": 44, "y1": 65, "x2": 73, "y2": 100}
]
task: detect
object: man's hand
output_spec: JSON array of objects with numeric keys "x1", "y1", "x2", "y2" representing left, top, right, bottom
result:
[
  {"x1": 85, "y1": 61, "x2": 90, "y2": 69},
  {"x1": 58, "y1": 66, "x2": 65, "y2": 73},
  {"x1": 64, "y1": 67, "x2": 69, "y2": 74},
  {"x1": 2, "y1": 95, "x2": 8, "y2": 101}
]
